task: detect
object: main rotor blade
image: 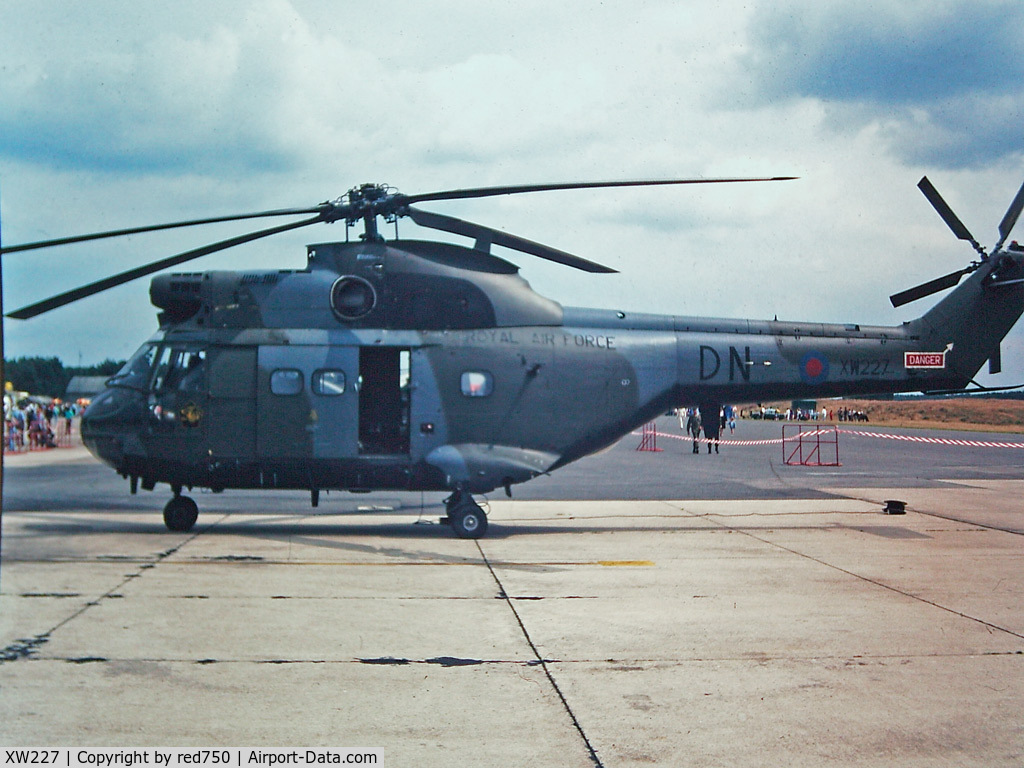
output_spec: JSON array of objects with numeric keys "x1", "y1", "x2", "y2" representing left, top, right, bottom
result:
[
  {"x1": 918, "y1": 176, "x2": 986, "y2": 258},
  {"x1": 401, "y1": 177, "x2": 797, "y2": 206},
  {"x1": 406, "y1": 206, "x2": 617, "y2": 273},
  {"x1": 889, "y1": 268, "x2": 968, "y2": 308},
  {"x1": 7, "y1": 215, "x2": 322, "y2": 320},
  {"x1": 995, "y1": 179, "x2": 1024, "y2": 252},
  {"x1": 0, "y1": 205, "x2": 328, "y2": 254}
]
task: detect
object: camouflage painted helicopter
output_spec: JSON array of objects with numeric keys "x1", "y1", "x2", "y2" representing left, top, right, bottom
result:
[{"x1": 3, "y1": 176, "x2": 1023, "y2": 538}]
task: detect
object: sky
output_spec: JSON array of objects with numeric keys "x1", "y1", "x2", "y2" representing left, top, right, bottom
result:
[{"x1": 1, "y1": 0, "x2": 1022, "y2": 386}]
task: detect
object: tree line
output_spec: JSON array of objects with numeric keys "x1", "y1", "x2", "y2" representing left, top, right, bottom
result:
[{"x1": 4, "y1": 357, "x2": 126, "y2": 399}]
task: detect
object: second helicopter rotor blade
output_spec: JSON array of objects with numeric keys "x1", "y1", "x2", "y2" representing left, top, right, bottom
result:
[
  {"x1": 401, "y1": 177, "x2": 797, "y2": 206},
  {"x1": 7, "y1": 215, "x2": 323, "y2": 320},
  {"x1": 0, "y1": 205, "x2": 328, "y2": 255},
  {"x1": 406, "y1": 206, "x2": 617, "y2": 273},
  {"x1": 889, "y1": 268, "x2": 969, "y2": 308}
]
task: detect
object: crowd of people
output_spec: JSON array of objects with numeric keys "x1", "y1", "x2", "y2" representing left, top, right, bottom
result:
[
  {"x1": 677, "y1": 402, "x2": 872, "y2": 455},
  {"x1": 3, "y1": 397, "x2": 81, "y2": 452},
  {"x1": 835, "y1": 406, "x2": 871, "y2": 422},
  {"x1": 741, "y1": 405, "x2": 871, "y2": 422}
]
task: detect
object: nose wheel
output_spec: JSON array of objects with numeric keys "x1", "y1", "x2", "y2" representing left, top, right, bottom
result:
[
  {"x1": 444, "y1": 491, "x2": 488, "y2": 539},
  {"x1": 163, "y1": 494, "x2": 199, "y2": 532}
]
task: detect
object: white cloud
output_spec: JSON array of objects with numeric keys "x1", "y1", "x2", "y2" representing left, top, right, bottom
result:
[
  {"x1": 735, "y1": 0, "x2": 1024, "y2": 169},
  {"x1": 0, "y1": 0, "x2": 1021, "y2": 386}
]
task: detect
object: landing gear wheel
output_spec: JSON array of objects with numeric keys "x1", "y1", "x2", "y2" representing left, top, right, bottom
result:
[
  {"x1": 163, "y1": 495, "x2": 199, "y2": 532},
  {"x1": 450, "y1": 500, "x2": 488, "y2": 539}
]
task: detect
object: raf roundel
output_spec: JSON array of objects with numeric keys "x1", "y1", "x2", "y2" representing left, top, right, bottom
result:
[{"x1": 799, "y1": 351, "x2": 830, "y2": 385}]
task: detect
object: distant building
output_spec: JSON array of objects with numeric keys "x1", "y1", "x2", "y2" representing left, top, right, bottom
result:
[{"x1": 65, "y1": 376, "x2": 108, "y2": 403}]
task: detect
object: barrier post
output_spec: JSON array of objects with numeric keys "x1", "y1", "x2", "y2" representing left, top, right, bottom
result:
[{"x1": 636, "y1": 421, "x2": 663, "y2": 452}]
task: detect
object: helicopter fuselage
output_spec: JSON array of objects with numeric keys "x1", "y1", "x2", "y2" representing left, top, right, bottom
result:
[{"x1": 81, "y1": 238, "x2": 1023, "y2": 504}]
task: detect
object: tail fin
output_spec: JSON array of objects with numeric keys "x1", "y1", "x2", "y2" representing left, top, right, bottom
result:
[{"x1": 911, "y1": 247, "x2": 1024, "y2": 384}]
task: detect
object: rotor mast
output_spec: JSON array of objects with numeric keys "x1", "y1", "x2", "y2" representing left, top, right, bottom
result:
[{"x1": 348, "y1": 183, "x2": 391, "y2": 243}]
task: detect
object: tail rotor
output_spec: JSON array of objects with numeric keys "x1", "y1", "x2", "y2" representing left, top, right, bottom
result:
[{"x1": 889, "y1": 176, "x2": 1024, "y2": 308}]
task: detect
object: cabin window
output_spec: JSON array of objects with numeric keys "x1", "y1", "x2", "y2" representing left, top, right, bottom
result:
[
  {"x1": 270, "y1": 369, "x2": 304, "y2": 396},
  {"x1": 313, "y1": 370, "x2": 346, "y2": 396},
  {"x1": 460, "y1": 371, "x2": 493, "y2": 397}
]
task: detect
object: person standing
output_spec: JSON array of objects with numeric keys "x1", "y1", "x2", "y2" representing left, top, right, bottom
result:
[
  {"x1": 701, "y1": 404, "x2": 722, "y2": 454},
  {"x1": 685, "y1": 408, "x2": 702, "y2": 454}
]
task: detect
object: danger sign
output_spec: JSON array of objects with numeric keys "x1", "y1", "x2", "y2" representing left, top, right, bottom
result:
[{"x1": 905, "y1": 352, "x2": 946, "y2": 369}]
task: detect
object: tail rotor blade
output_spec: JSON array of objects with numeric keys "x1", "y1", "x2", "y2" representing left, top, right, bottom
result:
[
  {"x1": 889, "y1": 268, "x2": 968, "y2": 308},
  {"x1": 995, "y1": 179, "x2": 1024, "y2": 252},
  {"x1": 918, "y1": 176, "x2": 986, "y2": 258}
]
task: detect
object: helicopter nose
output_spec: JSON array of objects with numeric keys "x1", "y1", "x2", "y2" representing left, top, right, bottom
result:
[{"x1": 81, "y1": 387, "x2": 148, "y2": 469}]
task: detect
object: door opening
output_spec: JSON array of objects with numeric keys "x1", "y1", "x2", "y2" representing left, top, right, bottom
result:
[{"x1": 358, "y1": 347, "x2": 410, "y2": 454}]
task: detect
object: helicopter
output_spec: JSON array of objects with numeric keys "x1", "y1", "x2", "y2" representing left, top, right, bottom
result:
[{"x1": 2, "y1": 176, "x2": 1023, "y2": 538}]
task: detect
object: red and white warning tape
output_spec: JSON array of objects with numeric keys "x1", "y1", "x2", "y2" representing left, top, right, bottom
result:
[
  {"x1": 642, "y1": 430, "x2": 786, "y2": 446},
  {"x1": 837, "y1": 428, "x2": 1024, "y2": 449},
  {"x1": 634, "y1": 426, "x2": 1024, "y2": 449}
]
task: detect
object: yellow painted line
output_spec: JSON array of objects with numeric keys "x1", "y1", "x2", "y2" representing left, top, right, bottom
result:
[
  {"x1": 598, "y1": 560, "x2": 655, "y2": 567},
  {"x1": 10, "y1": 558, "x2": 655, "y2": 567},
  {"x1": 166, "y1": 559, "x2": 657, "y2": 567}
]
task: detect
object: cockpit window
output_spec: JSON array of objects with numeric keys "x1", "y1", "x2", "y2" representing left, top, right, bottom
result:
[
  {"x1": 152, "y1": 347, "x2": 207, "y2": 392},
  {"x1": 107, "y1": 344, "x2": 157, "y2": 390}
]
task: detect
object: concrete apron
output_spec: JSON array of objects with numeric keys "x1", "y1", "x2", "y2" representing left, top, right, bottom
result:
[{"x1": 2, "y1": 486, "x2": 1023, "y2": 767}]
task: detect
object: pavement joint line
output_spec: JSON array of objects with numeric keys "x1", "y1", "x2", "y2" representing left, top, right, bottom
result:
[
  {"x1": 698, "y1": 512, "x2": 1024, "y2": 643},
  {"x1": 0, "y1": 515, "x2": 226, "y2": 664},
  {"x1": 496, "y1": 509, "x2": 875, "y2": 522},
  {"x1": 834, "y1": 491, "x2": 1024, "y2": 538},
  {"x1": 12, "y1": 649, "x2": 1024, "y2": 666},
  {"x1": 915, "y1": 509, "x2": 1024, "y2": 537},
  {"x1": 0, "y1": 557, "x2": 653, "y2": 566},
  {"x1": 474, "y1": 540, "x2": 606, "y2": 768}
]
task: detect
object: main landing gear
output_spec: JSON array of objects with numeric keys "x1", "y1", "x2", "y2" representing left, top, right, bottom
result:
[
  {"x1": 443, "y1": 490, "x2": 488, "y2": 539},
  {"x1": 158, "y1": 487, "x2": 487, "y2": 537},
  {"x1": 163, "y1": 488, "x2": 199, "y2": 532}
]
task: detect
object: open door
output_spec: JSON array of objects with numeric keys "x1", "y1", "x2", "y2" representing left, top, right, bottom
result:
[{"x1": 358, "y1": 347, "x2": 410, "y2": 454}]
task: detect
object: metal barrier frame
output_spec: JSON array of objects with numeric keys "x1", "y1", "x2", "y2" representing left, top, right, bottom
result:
[
  {"x1": 783, "y1": 424, "x2": 841, "y2": 466},
  {"x1": 635, "y1": 421, "x2": 663, "y2": 452}
]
